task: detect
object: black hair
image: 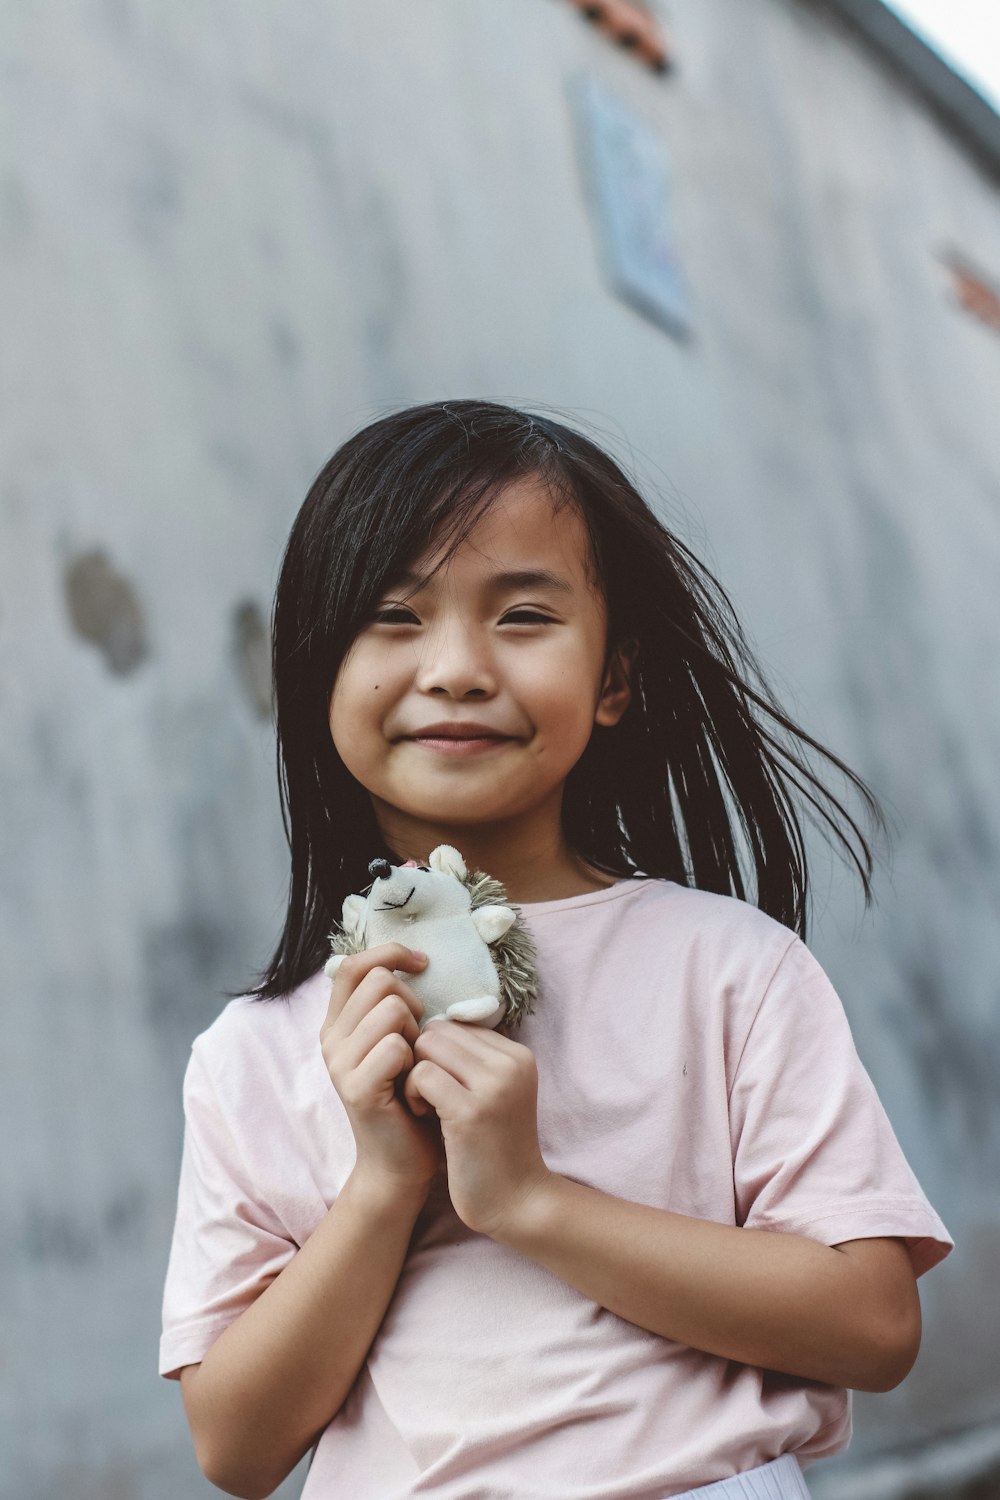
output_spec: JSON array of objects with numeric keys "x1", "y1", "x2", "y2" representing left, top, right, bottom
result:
[{"x1": 251, "y1": 399, "x2": 884, "y2": 1000}]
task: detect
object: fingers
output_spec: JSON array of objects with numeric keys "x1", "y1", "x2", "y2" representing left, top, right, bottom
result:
[
  {"x1": 335, "y1": 993, "x2": 421, "y2": 1075},
  {"x1": 404, "y1": 1058, "x2": 468, "y2": 1118},
  {"x1": 406, "y1": 1024, "x2": 536, "y2": 1111},
  {"x1": 414, "y1": 1018, "x2": 524, "y2": 1083},
  {"x1": 320, "y1": 948, "x2": 430, "y2": 1104},
  {"x1": 322, "y1": 945, "x2": 428, "y2": 1038},
  {"x1": 340, "y1": 1031, "x2": 414, "y2": 1108}
]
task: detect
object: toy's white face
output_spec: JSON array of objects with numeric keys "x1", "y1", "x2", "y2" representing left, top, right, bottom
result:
[
  {"x1": 367, "y1": 865, "x2": 469, "y2": 928},
  {"x1": 328, "y1": 477, "x2": 632, "y2": 857}
]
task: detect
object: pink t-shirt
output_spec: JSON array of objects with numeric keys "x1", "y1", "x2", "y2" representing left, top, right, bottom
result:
[{"x1": 160, "y1": 878, "x2": 952, "y2": 1499}]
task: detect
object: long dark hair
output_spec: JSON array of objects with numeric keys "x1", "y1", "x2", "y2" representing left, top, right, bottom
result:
[{"x1": 251, "y1": 399, "x2": 884, "y2": 1000}]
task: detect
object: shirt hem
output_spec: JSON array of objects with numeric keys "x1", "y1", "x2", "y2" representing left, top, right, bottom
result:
[
  {"x1": 159, "y1": 1317, "x2": 239, "y2": 1379},
  {"x1": 746, "y1": 1197, "x2": 954, "y2": 1276}
]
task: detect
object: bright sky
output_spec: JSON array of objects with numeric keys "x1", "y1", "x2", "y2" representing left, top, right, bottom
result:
[{"x1": 884, "y1": 0, "x2": 1000, "y2": 115}]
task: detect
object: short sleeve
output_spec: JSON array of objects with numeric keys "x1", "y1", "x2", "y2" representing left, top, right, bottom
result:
[
  {"x1": 729, "y1": 937, "x2": 953, "y2": 1277},
  {"x1": 159, "y1": 1041, "x2": 298, "y2": 1378}
]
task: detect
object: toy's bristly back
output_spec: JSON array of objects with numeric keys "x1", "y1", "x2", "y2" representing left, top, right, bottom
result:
[{"x1": 465, "y1": 869, "x2": 538, "y2": 1029}]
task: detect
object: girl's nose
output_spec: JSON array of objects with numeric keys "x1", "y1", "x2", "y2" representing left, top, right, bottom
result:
[{"x1": 415, "y1": 622, "x2": 497, "y2": 699}]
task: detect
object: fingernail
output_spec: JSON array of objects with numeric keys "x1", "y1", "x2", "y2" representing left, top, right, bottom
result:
[{"x1": 412, "y1": 949, "x2": 428, "y2": 961}]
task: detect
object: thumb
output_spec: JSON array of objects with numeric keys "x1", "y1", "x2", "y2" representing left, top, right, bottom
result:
[{"x1": 403, "y1": 1067, "x2": 433, "y2": 1117}]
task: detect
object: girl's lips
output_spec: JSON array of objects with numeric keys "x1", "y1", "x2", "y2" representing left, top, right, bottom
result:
[{"x1": 406, "y1": 735, "x2": 513, "y2": 755}]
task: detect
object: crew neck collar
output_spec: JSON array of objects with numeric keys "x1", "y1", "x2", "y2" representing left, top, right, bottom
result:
[{"x1": 514, "y1": 875, "x2": 653, "y2": 917}]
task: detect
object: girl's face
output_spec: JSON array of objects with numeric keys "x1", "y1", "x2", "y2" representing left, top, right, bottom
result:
[{"x1": 328, "y1": 476, "x2": 632, "y2": 853}]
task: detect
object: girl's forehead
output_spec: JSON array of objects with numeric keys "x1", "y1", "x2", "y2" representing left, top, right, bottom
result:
[{"x1": 408, "y1": 479, "x2": 591, "y2": 586}]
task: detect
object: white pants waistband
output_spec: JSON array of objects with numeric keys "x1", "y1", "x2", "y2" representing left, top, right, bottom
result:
[{"x1": 667, "y1": 1453, "x2": 811, "y2": 1500}]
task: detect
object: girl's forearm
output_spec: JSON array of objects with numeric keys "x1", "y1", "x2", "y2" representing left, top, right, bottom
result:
[
  {"x1": 496, "y1": 1173, "x2": 920, "y2": 1392},
  {"x1": 181, "y1": 1169, "x2": 428, "y2": 1500}
]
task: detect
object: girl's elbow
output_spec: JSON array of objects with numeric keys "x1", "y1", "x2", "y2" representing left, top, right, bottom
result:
[
  {"x1": 195, "y1": 1422, "x2": 323, "y2": 1499},
  {"x1": 858, "y1": 1303, "x2": 922, "y2": 1393},
  {"x1": 181, "y1": 1367, "x2": 291, "y2": 1499},
  {"x1": 186, "y1": 1407, "x2": 288, "y2": 1498},
  {"x1": 197, "y1": 1448, "x2": 284, "y2": 1500}
]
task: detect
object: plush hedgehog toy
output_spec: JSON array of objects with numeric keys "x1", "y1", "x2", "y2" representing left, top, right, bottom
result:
[{"x1": 324, "y1": 845, "x2": 538, "y2": 1030}]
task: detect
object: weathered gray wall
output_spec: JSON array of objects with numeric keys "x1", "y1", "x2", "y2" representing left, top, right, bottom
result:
[{"x1": 2, "y1": 1, "x2": 998, "y2": 1495}]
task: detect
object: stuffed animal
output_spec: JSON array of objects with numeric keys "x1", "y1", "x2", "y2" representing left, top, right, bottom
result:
[{"x1": 324, "y1": 845, "x2": 538, "y2": 1030}]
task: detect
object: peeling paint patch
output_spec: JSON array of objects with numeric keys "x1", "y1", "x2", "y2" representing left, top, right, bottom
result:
[
  {"x1": 64, "y1": 550, "x2": 149, "y2": 676},
  {"x1": 232, "y1": 599, "x2": 272, "y2": 719}
]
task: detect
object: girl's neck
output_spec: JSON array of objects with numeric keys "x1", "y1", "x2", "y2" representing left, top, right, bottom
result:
[{"x1": 372, "y1": 803, "x2": 619, "y2": 905}]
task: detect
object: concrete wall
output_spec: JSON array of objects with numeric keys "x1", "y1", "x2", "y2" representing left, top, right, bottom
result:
[{"x1": 3, "y1": 1, "x2": 998, "y2": 1494}]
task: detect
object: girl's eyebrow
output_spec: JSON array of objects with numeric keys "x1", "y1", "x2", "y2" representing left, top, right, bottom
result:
[{"x1": 396, "y1": 567, "x2": 575, "y2": 595}]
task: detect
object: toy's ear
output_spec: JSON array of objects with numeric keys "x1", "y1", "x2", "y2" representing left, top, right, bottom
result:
[
  {"x1": 341, "y1": 893, "x2": 367, "y2": 937},
  {"x1": 471, "y1": 904, "x2": 516, "y2": 944},
  {"x1": 428, "y1": 844, "x2": 467, "y2": 880}
]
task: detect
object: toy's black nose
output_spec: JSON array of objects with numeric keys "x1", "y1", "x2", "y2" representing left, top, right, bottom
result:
[{"x1": 368, "y1": 858, "x2": 392, "y2": 880}]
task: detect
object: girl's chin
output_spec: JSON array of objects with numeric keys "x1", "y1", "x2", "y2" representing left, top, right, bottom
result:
[
  {"x1": 375, "y1": 788, "x2": 555, "y2": 830},
  {"x1": 388, "y1": 804, "x2": 522, "y2": 827}
]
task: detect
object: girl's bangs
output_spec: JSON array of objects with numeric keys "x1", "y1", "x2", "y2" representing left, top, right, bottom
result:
[{"x1": 356, "y1": 450, "x2": 580, "y2": 615}]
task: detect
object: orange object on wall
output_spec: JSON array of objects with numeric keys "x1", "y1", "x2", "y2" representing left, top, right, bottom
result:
[
  {"x1": 946, "y1": 255, "x2": 1000, "y2": 336},
  {"x1": 566, "y1": 0, "x2": 673, "y2": 74}
]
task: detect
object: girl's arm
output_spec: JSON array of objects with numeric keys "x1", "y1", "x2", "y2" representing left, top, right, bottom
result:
[
  {"x1": 405, "y1": 1022, "x2": 922, "y2": 1393},
  {"x1": 179, "y1": 1169, "x2": 428, "y2": 1500},
  {"x1": 494, "y1": 1178, "x2": 921, "y2": 1392},
  {"x1": 178, "y1": 944, "x2": 440, "y2": 1500}
]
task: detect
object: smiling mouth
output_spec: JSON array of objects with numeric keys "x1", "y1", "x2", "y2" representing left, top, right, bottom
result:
[
  {"x1": 405, "y1": 734, "x2": 514, "y2": 752},
  {"x1": 409, "y1": 732, "x2": 510, "y2": 740},
  {"x1": 397, "y1": 720, "x2": 521, "y2": 755}
]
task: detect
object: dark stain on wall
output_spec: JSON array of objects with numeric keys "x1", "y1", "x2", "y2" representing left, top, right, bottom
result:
[
  {"x1": 23, "y1": 1204, "x2": 94, "y2": 1265},
  {"x1": 895, "y1": 948, "x2": 999, "y2": 1140},
  {"x1": 22, "y1": 1183, "x2": 146, "y2": 1265},
  {"x1": 64, "y1": 550, "x2": 149, "y2": 676},
  {"x1": 103, "y1": 1181, "x2": 147, "y2": 1243},
  {"x1": 232, "y1": 598, "x2": 273, "y2": 720},
  {"x1": 936, "y1": 723, "x2": 998, "y2": 877},
  {"x1": 360, "y1": 185, "x2": 409, "y2": 390},
  {"x1": 34, "y1": 1457, "x2": 140, "y2": 1500},
  {"x1": 270, "y1": 318, "x2": 301, "y2": 367},
  {"x1": 122, "y1": 128, "x2": 183, "y2": 251},
  {"x1": 0, "y1": 171, "x2": 33, "y2": 251},
  {"x1": 144, "y1": 910, "x2": 241, "y2": 1087}
]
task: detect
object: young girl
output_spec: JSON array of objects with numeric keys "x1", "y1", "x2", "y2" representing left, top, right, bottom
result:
[{"x1": 160, "y1": 400, "x2": 952, "y2": 1500}]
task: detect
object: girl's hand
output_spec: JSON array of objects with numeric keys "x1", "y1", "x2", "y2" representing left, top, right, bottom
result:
[
  {"x1": 402, "y1": 1022, "x2": 552, "y2": 1239},
  {"x1": 320, "y1": 945, "x2": 444, "y2": 1201}
]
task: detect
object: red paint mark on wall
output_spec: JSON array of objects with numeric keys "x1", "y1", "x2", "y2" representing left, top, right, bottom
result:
[
  {"x1": 945, "y1": 254, "x2": 1000, "y2": 336},
  {"x1": 566, "y1": 0, "x2": 673, "y2": 74}
]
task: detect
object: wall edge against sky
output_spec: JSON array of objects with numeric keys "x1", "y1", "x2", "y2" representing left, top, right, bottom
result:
[{"x1": 813, "y1": 0, "x2": 1000, "y2": 180}]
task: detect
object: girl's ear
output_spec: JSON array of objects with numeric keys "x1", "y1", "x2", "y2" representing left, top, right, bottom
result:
[{"x1": 595, "y1": 637, "x2": 637, "y2": 728}]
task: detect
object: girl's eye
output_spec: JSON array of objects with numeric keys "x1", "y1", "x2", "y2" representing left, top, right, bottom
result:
[
  {"x1": 501, "y1": 609, "x2": 555, "y2": 625},
  {"x1": 372, "y1": 606, "x2": 419, "y2": 624}
]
